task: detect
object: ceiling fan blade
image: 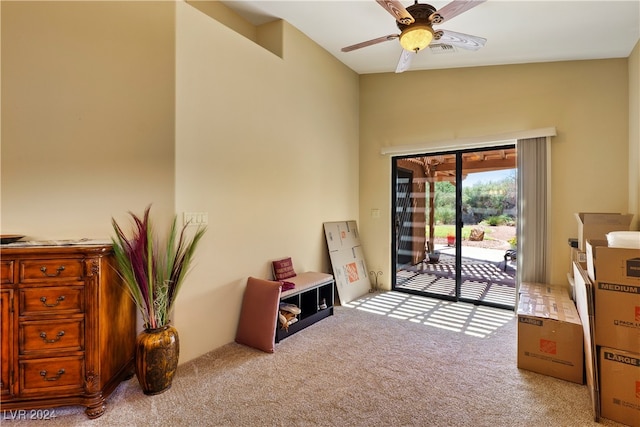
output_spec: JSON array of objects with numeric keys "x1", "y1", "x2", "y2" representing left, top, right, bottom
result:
[
  {"x1": 435, "y1": 29, "x2": 486, "y2": 50},
  {"x1": 429, "y1": 0, "x2": 486, "y2": 24},
  {"x1": 341, "y1": 34, "x2": 399, "y2": 52},
  {"x1": 395, "y1": 49, "x2": 414, "y2": 73},
  {"x1": 376, "y1": 0, "x2": 415, "y2": 25}
]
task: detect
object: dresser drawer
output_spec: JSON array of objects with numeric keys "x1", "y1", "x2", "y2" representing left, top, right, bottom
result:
[
  {"x1": 1, "y1": 260, "x2": 15, "y2": 284},
  {"x1": 19, "y1": 259, "x2": 84, "y2": 283},
  {"x1": 19, "y1": 356, "x2": 84, "y2": 395},
  {"x1": 19, "y1": 286, "x2": 84, "y2": 316},
  {"x1": 20, "y1": 319, "x2": 84, "y2": 355}
]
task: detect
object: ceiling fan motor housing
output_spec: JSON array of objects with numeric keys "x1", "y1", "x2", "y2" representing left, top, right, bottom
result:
[
  {"x1": 396, "y1": 3, "x2": 438, "y2": 32},
  {"x1": 397, "y1": 3, "x2": 439, "y2": 52}
]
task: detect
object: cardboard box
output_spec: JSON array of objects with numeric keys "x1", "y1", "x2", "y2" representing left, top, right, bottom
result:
[
  {"x1": 568, "y1": 247, "x2": 586, "y2": 277},
  {"x1": 586, "y1": 239, "x2": 640, "y2": 283},
  {"x1": 594, "y1": 277, "x2": 640, "y2": 353},
  {"x1": 573, "y1": 261, "x2": 600, "y2": 421},
  {"x1": 585, "y1": 240, "x2": 640, "y2": 353},
  {"x1": 566, "y1": 273, "x2": 575, "y2": 302},
  {"x1": 575, "y1": 213, "x2": 633, "y2": 251},
  {"x1": 572, "y1": 249, "x2": 586, "y2": 264},
  {"x1": 599, "y1": 347, "x2": 640, "y2": 427},
  {"x1": 567, "y1": 247, "x2": 586, "y2": 300},
  {"x1": 517, "y1": 290, "x2": 584, "y2": 384},
  {"x1": 519, "y1": 282, "x2": 569, "y2": 298}
]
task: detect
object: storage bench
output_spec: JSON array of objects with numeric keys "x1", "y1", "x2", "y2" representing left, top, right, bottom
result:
[{"x1": 276, "y1": 272, "x2": 335, "y2": 342}]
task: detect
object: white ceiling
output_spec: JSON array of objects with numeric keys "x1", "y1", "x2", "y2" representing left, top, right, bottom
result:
[{"x1": 220, "y1": 0, "x2": 640, "y2": 74}]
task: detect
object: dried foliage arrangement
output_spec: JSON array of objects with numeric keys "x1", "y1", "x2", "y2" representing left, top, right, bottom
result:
[{"x1": 111, "y1": 205, "x2": 206, "y2": 329}]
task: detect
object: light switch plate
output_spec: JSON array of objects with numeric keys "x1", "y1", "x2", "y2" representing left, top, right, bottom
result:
[{"x1": 183, "y1": 212, "x2": 208, "y2": 226}]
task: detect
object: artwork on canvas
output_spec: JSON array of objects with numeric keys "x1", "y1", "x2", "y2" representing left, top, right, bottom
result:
[{"x1": 323, "y1": 220, "x2": 370, "y2": 304}]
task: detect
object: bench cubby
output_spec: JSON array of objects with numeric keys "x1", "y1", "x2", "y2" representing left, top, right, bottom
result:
[{"x1": 276, "y1": 272, "x2": 334, "y2": 342}]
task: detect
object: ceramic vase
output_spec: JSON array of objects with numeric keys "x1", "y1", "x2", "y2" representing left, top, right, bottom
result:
[{"x1": 135, "y1": 325, "x2": 179, "y2": 395}]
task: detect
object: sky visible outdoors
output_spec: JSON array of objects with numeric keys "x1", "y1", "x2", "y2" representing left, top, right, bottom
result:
[{"x1": 463, "y1": 169, "x2": 515, "y2": 187}]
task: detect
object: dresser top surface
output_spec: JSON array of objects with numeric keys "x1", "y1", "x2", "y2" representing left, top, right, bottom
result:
[{"x1": 1, "y1": 240, "x2": 112, "y2": 257}]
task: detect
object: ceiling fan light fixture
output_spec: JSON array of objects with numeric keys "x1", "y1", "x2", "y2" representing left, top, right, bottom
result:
[{"x1": 399, "y1": 24, "x2": 434, "y2": 52}]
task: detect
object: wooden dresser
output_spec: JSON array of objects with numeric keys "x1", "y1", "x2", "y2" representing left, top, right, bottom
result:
[{"x1": 0, "y1": 244, "x2": 136, "y2": 419}]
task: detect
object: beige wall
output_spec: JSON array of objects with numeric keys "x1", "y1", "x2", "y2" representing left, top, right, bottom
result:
[
  {"x1": 1, "y1": 1, "x2": 176, "y2": 236},
  {"x1": 1, "y1": 1, "x2": 360, "y2": 363},
  {"x1": 629, "y1": 41, "x2": 640, "y2": 230},
  {"x1": 358, "y1": 59, "x2": 632, "y2": 287},
  {"x1": 1, "y1": 0, "x2": 637, "y2": 364},
  {"x1": 173, "y1": 3, "x2": 359, "y2": 360}
]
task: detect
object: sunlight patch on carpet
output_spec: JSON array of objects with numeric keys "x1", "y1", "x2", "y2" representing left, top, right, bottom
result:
[{"x1": 344, "y1": 291, "x2": 513, "y2": 338}]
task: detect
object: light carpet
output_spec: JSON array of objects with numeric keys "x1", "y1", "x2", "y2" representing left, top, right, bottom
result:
[{"x1": 3, "y1": 291, "x2": 623, "y2": 426}]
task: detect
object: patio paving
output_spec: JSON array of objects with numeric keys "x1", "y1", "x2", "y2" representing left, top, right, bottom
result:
[{"x1": 395, "y1": 245, "x2": 516, "y2": 308}]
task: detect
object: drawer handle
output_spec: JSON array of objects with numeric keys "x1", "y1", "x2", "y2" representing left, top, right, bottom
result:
[
  {"x1": 40, "y1": 369, "x2": 65, "y2": 382},
  {"x1": 40, "y1": 295, "x2": 65, "y2": 307},
  {"x1": 40, "y1": 265, "x2": 65, "y2": 277},
  {"x1": 39, "y1": 330, "x2": 65, "y2": 343}
]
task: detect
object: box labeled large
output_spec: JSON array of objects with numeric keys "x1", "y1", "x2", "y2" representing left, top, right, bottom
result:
[
  {"x1": 599, "y1": 347, "x2": 640, "y2": 427},
  {"x1": 575, "y1": 213, "x2": 633, "y2": 250},
  {"x1": 519, "y1": 282, "x2": 569, "y2": 298},
  {"x1": 517, "y1": 291, "x2": 583, "y2": 384}
]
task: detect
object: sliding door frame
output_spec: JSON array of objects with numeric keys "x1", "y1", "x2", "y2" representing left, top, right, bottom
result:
[{"x1": 391, "y1": 144, "x2": 517, "y2": 310}]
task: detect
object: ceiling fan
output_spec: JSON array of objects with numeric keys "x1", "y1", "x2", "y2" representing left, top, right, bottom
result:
[{"x1": 341, "y1": 0, "x2": 487, "y2": 73}]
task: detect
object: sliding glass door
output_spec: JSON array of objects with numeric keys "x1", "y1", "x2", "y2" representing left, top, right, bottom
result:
[{"x1": 392, "y1": 146, "x2": 517, "y2": 309}]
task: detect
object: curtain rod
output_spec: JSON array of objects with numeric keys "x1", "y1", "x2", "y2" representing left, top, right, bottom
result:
[{"x1": 380, "y1": 127, "x2": 557, "y2": 156}]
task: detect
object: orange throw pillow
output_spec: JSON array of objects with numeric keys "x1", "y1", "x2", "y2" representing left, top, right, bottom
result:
[{"x1": 235, "y1": 277, "x2": 282, "y2": 353}]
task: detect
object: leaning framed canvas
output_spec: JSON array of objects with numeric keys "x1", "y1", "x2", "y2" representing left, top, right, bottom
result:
[{"x1": 323, "y1": 220, "x2": 370, "y2": 304}]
